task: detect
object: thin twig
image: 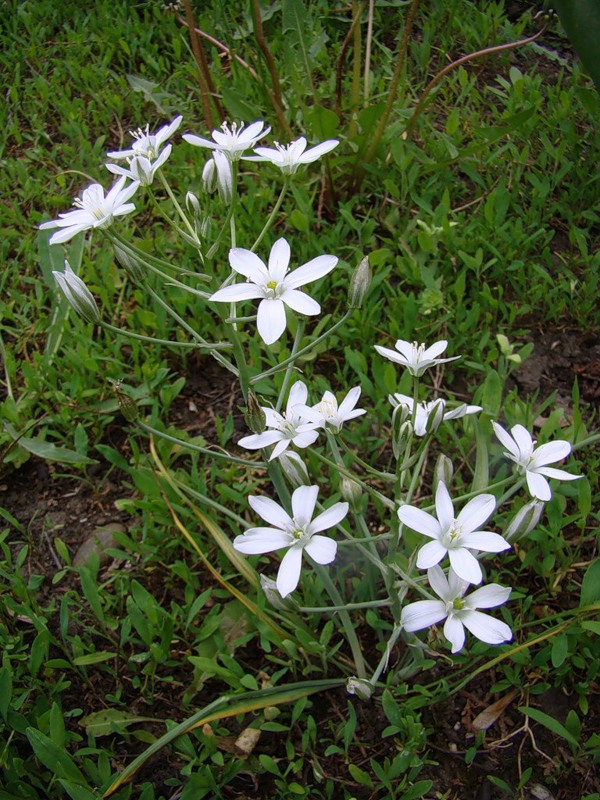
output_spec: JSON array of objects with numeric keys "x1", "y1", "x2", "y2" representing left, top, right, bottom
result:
[
  {"x1": 404, "y1": 23, "x2": 548, "y2": 141},
  {"x1": 250, "y1": 0, "x2": 292, "y2": 135},
  {"x1": 335, "y1": 3, "x2": 363, "y2": 118},
  {"x1": 181, "y1": 0, "x2": 223, "y2": 127},
  {"x1": 176, "y1": 14, "x2": 259, "y2": 81}
]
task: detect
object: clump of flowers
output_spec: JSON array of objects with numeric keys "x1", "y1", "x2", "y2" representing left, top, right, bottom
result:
[{"x1": 39, "y1": 114, "x2": 585, "y2": 696}]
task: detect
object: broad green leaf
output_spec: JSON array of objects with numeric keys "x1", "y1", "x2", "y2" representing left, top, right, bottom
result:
[
  {"x1": 552, "y1": 0, "x2": 600, "y2": 92},
  {"x1": 580, "y1": 559, "x2": 600, "y2": 607},
  {"x1": 26, "y1": 727, "x2": 87, "y2": 785},
  {"x1": 80, "y1": 709, "x2": 159, "y2": 737},
  {"x1": 73, "y1": 652, "x2": 118, "y2": 666},
  {"x1": 59, "y1": 781, "x2": 100, "y2": 800},
  {"x1": 4, "y1": 424, "x2": 97, "y2": 465}
]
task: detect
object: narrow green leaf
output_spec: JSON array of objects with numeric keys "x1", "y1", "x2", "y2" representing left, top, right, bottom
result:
[
  {"x1": 519, "y1": 706, "x2": 580, "y2": 752},
  {"x1": 4, "y1": 424, "x2": 97, "y2": 465},
  {"x1": 26, "y1": 727, "x2": 87, "y2": 785},
  {"x1": 80, "y1": 709, "x2": 159, "y2": 737}
]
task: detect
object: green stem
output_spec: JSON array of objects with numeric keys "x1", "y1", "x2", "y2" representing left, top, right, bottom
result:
[
  {"x1": 314, "y1": 564, "x2": 368, "y2": 678},
  {"x1": 275, "y1": 321, "x2": 305, "y2": 413},
  {"x1": 157, "y1": 171, "x2": 200, "y2": 244},
  {"x1": 369, "y1": 623, "x2": 403, "y2": 685},
  {"x1": 136, "y1": 420, "x2": 264, "y2": 468},
  {"x1": 311, "y1": 449, "x2": 395, "y2": 509},
  {"x1": 298, "y1": 599, "x2": 390, "y2": 613},
  {"x1": 99, "y1": 321, "x2": 227, "y2": 350},
  {"x1": 251, "y1": 311, "x2": 352, "y2": 384},
  {"x1": 251, "y1": 179, "x2": 290, "y2": 252}
]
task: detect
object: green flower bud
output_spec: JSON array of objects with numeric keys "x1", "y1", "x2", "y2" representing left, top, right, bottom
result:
[
  {"x1": 278, "y1": 451, "x2": 310, "y2": 488},
  {"x1": 109, "y1": 379, "x2": 139, "y2": 423},
  {"x1": 433, "y1": 454, "x2": 454, "y2": 493},
  {"x1": 260, "y1": 575, "x2": 298, "y2": 611},
  {"x1": 349, "y1": 255, "x2": 372, "y2": 309},
  {"x1": 340, "y1": 475, "x2": 363, "y2": 513},
  {"x1": 245, "y1": 390, "x2": 266, "y2": 434},
  {"x1": 346, "y1": 677, "x2": 373, "y2": 700},
  {"x1": 114, "y1": 245, "x2": 145, "y2": 282},
  {"x1": 53, "y1": 262, "x2": 101, "y2": 324},
  {"x1": 505, "y1": 500, "x2": 544, "y2": 543}
]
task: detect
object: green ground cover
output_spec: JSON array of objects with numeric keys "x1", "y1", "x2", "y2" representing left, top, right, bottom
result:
[{"x1": 1, "y1": 1, "x2": 599, "y2": 798}]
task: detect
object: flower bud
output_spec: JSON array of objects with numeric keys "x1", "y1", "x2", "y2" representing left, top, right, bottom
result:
[
  {"x1": 245, "y1": 390, "x2": 266, "y2": 434},
  {"x1": 260, "y1": 575, "x2": 298, "y2": 611},
  {"x1": 53, "y1": 262, "x2": 101, "y2": 324},
  {"x1": 433, "y1": 454, "x2": 454, "y2": 493},
  {"x1": 349, "y1": 255, "x2": 372, "y2": 309},
  {"x1": 278, "y1": 451, "x2": 310, "y2": 488},
  {"x1": 109, "y1": 380, "x2": 139, "y2": 423},
  {"x1": 201, "y1": 158, "x2": 216, "y2": 192},
  {"x1": 114, "y1": 245, "x2": 145, "y2": 282},
  {"x1": 425, "y1": 398, "x2": 445, "y2": 434},
  {"x1": 505, "y1": 500, "x2": 544, "y2": 543},
  {"x1": 185, "y1": 191, "x2": 201, "y2": 217},
  {"x1": 340, "y1": 475, "x2": 363, "y2": 513},
  {"x1": 346, "y1": 677, "x2": 372, "y2": 700},
  {"x1": 392, "y1": 420, "x2": 413, "y2": 461}
]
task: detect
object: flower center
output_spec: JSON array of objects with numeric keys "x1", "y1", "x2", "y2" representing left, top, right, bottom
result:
[
  {"x1": 442, "y1": 520, "x2": 462, "y2": 548},
  {"x1": 317, "y1": 399, "x2": 337, "y2": 420}
]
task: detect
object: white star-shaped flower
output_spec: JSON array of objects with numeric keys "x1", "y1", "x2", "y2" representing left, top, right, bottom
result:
[
  {"x1": 183, "y1": 120, "x2": 270, "y2": 162},
  {"x1": 39, "y1": 177, "x2": 139, "y2": 244},
  {"x1": 238, "y1": 381, "x2": 320, "y2": 460},
  {"x1": 106, "y1": 116, "x2": 182, "y2": 186},
  {"x1": 375, "y1": 339, "x2": 459, "y2": 377},
  {"x1": 107, "y1": 115, "x2": 182, "y2": 160},
  {"x1": 233, "y1": 485, "x2": 348, "y2": 597},
  {"x1": 398, "y1": 482, "x2": 510, "y2": 585},
  {"x1": 389, "y1": 394, "x2": 481, "y2": 437},
  {"x1": 246, "y1": 137, "x2": 339, "y2": 175},
  {"x1": 492, "y1": 422, "x2": 580, "y2": 501},
  {"x1": 210, "y1": 238, "x2": 337, "y2": 345},
  {"x1": 299, "y1": 386, "x2": 366, "y2": 434},
  {"x1": 401, "y1": 565, "x2": 512, "y2": 653}
]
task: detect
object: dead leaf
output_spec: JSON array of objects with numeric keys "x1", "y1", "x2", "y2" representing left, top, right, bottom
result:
[
  {"x1": 472, "y1": 691, "x2": 517, "y2": 731},
  {"x1": 234, "y1": 727, "x2": 261, "y2": 758}
]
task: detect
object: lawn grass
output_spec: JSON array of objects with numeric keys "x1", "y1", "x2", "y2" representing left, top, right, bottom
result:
[{"x1": 1, "y1": 1, "x2": 599, "y2": 798}]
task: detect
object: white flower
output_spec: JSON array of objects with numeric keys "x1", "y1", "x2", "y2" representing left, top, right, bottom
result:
[
  {"x1": 398, "y1": 482, "x2": 510, "y2": 585},
  {"x1": 246, "y1": 137, "x2": 339, "y2": 174},
  {"x1": 233, "y1": 485, "x2": 348, "y2": 597},
  {"x1": 389, "y1": 394, "x2": 481, "y2": 437},
  {"x1": 40, "y1": 177, "x2": 139, "y2": 244},
  {"x1": 300, "y1": 386, "x2": 366, "y2": 434},
  {"x1": 52, "y1": 262, "x2": 100, "y2": 323},
  {"x1": 107, "y1": 116, "x2": 182, "y2": 160},
  {"x1": 201, "y1": 150, "x2": 233, "y2": 202},
  {"x1": 183, "y1": 120, "x2": 270, "y2": 162},
  {"x1": 238, "y1": 381, "x2": 320, "y2": 460},
  {"x1": 401, "y1": 565, "x2": 512, "y2": 653},
  {"x1": 375, "y1": 339, "x2": 460, "y2": 377},
  {"x1": 210, "y1": 238, "x2": 337, "y2": 345},
  {"x1": 492, "y1": 422, "x2": 580, "y2": 502}
]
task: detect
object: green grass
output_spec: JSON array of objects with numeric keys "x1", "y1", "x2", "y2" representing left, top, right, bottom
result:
[{"x1": 1, "y1": 1, "x2": 599, "y2": 798}]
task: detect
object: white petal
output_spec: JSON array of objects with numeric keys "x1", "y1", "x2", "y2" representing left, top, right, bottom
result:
[
  {"x1": 401, "y1": 600, "x2": 446, "y2": 632},
  {"x1": 270, "y1": 439, "x2": 292, "y2": 460},
  {"x1": 291, "y1": 485, "x2": 319, "y2": 526},
  {"x1": 448, "y1": 548, "x2": 483, "y2": 584},
  {"x1": 525, "y1": 470, "x2": 551, "y2": 501},
  {"x1": 210, "y1": 283, "x2": 264, "y2": 302},
  {"x1": 257, "y1": 298, "x2": 287, "y2": 345},
  {"x1": 532, "y1": 440, "x2": 571, "y2": 466},
  {"x1": 511, "y1": 424, "x2": 534, "y2": 457},
  {"x1": 249, "y1": 495, "x2": 292, "y2": 528},
  {"x1": 338, "y1": 387, "x2": 362, "y2": 416},
  {"x1": 422, "y1": 340, "x2": 448, "y2": 359},
  {"x1": 309, "y1": 502, "x2": 349, "y2": 533},
  {"x1": 435, "y1": 483, "x2": 455, "y2": 531},
  {"x1": 277, "y1": 546, "x2": 303, "y2": 597},
  {"x1": 398, "y1": 506, "x2": 442, "y2": 539},
  {"x1": 461, "y1": 610, "x2": 512, "y2": 646},
  {"x1": 416, "y1": 539, "x2": 447, "y2": 570},
  {"x1": 229, "y1": 248, "x2": 269, "y2": 282},
  {"x1": 284, "y1": 255, "x2": 338, "y2": 289},
  {"x1": 287, "y1": 381, "x2": 308, "y2": 409},
  {"x1": 460, "y1": 531, "x2": 511, "y2": 553},
  {"x1": 304, "y1": 534, "x2": 337, "y2": 564},
  {"x1": 492, "y1": 421, "x2": 519, "y2": 457},
  {"x1": 268, "y1": 238, "x2": 291, "y2": 282},
  {"x1": 282, "y1": 289, "x2": 320, "y2": 316},
  {"x1": 292, "y1": 429, "x2": 319, "y2": 449},
  {"x1": 183, "y1": 133, "x2": 219, "y2": 149},
  {"x1": 443, "y1": 616, "x2": 465, "y2": 653},
  {"x1": 298, "y1": 139, "x2": 339, "y2": 163},
  {"x1": 374, "y1": 345, "x2": 406, "y2": 365},
  {"x1": 427, "y1": 564, "x2": 452, "y2": 601},
  {"x1": 238, "y1": 430, "x2": 283, "y2": 450},
  {"x1": 536, "y1": 466, "x2": 580, "y2": 481},
  {"x1": 456, "y1": 493, "x2": 496, "y2": 533},
  {"x1": 466, "y1": 583, "x2": 511, "y2": 610},
  {"x1": 233, "y1": 529, "x2": 291, "y2": 553}
]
